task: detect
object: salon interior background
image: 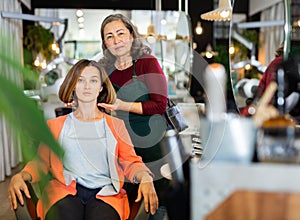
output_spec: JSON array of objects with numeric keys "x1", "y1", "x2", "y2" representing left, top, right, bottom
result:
[{"x1": 27, "y1": 0, "x2": 248, "y2": 54}]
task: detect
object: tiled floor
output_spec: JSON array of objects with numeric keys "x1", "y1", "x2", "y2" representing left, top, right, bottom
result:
[{"x1": 0, "y1": 165, "x2": 23, "y2": 220}]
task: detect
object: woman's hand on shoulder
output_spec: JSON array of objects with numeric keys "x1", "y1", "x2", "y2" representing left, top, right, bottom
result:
[
  {"x1": 135, "y1": 172, "x2": 158, "y2": 215},
  {"x1": 64, "y1": 101, "x2": 75, "y2": 108},
  {"x1": 7, "y1": 171, "x2": 32, "y2": 210},
  {"x1": 98, "y1": 98, "x2": 143, "y2": 114},
  {"x1": 98, "y1": 98, "x2": 122, "y2": 111}
]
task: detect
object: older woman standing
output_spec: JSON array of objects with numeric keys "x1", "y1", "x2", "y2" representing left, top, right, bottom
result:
[{"x1": 98, "y1": 14, "x2": 169, "y2": 220}]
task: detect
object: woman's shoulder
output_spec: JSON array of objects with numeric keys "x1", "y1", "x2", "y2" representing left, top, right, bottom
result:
[
  {"x1": 138, "y1": 53, "x2": 157, "y2": 62},
  {"x1": 104, "y1": 113, "x2": 125, "y2": 126},
  {"x1": 104, "y1": 114, "x2": 130, "y2": 137},
  {"x1": 136, "y1": 54, "x2": 161, "y2": 69},
  {"x1": 104, "y1": 114, "x2": 132, "y2": 141},
  {"x1": 47, "y1": 114, "x2": 68, "y2": 127},
  {"x1": 264, "y1": 55, "x2": 282, "y2": 74}
]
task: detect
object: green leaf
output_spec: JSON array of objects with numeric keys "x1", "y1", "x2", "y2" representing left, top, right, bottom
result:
[
  {"x1": 0, "y1": 74, "x2": 63, "y2": 158},
  {"x1": 0, "y1": 49, "x2": 63, "y2": 161}
]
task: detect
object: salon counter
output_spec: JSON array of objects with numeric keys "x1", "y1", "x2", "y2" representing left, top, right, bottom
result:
[{"x1": 190, "y1": 160, "x2": 300, "y2": 220}]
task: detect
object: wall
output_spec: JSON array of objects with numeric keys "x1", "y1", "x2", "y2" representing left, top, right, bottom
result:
[{"x1": 249, "y1": 0, "x2": 282, "y2": 16}]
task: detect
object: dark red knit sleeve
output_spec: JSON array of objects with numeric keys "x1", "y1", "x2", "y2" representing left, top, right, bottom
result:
[
  {"x1": 257, "y1": 56, "x2": 282, "y2": 94},
  {"x1": 136, "y1": 56, "x2": 168, "y2": 115}
]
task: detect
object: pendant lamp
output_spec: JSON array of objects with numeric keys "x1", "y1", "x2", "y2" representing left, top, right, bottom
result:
[
  {"x1": 201, "y1": 0, "x2": 232, "y2": 21},
  {"x1": 195, "y1": 21, "x2": 203, "y2": 35},
  {"x1": 200, "y1": 44, "x2": 218, "y2": 58}
]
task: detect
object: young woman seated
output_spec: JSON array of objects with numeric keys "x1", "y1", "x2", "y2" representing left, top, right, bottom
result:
[{"x1": 7, "y1": 59, "x2": 158, "y2": 220}]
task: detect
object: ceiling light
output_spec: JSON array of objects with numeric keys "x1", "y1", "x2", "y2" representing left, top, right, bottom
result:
[
  {"x1": 245, "y1": 63, "x2": 251, "y2": 70},
  {"x1": 229, "y1": 44, "x2": 235, "y2": 55},
  {"x1": 195, "y1": 21, "x2": 203, "y2": 35},
  {"x1": 41, "y1": 60, "x2": 47, "y2": 69},
  {"x1": 193, "y1": 42, "x2": 197, "y2": 50},
  {"x1": 201, "y1": 44, "x2": 218, "y2": 58},
  {"x1": 201, "y1": 0, "x2": 232, "y2": 21},
  {"x1": 77, "y1": 17, "x2": 84, "y2": 23},
  {"x1": 146, "y1": 23, "x2": 156, "y2": 43},
  {"x1": 78, "y1": 23, "x2": 84, "y2": 29},
  {"x1": 76, "y1": 10, "x2": 83, "y2": 17},
  {"x1": 143, "y1": 22, "x2": 167, "y2": 43},
  {"x1": 147, "y1": 23, "x2": 156, "y2": 36},
  {"x1": 160, "y1": 19, "x2": 167, "y2": 25},
  {"x1": 34, "y1": 56, "x2": 40, "y2": 67},
  {"x1": 147, "y1": 35, "x2": 156, "y2": 44}
]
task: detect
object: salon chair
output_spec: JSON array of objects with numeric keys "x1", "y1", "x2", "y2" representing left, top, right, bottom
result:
[
  {"x1": 14, "y1": 182, "x2": 147, "y2": 220},
  {"x1": 15, "y1": 182, "x2": 39, "y2": 220},
  {"x1": 160, "y1": 129, "x2": 190, "y2": 220},
  {"x1": 54, "y1": 107, "x2": 72, "y2": 117}
]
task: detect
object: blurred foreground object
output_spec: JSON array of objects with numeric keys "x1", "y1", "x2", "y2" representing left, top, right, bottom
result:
[
  {"x1": 204, "y1": 63, "x2": 227, "y2": 121},
  {"x1": 256, "y1": 58, "x2": 300, "y2": 163}
]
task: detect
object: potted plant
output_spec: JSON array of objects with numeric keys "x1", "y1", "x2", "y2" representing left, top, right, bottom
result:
[{"x1": 24, "y1": 24, "x2": 55, "y2": 62}]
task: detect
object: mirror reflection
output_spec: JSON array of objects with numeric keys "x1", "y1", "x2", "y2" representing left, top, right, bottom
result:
[
  {"x1": 230, "y1": 0, "x2": 285, "y2": 110},
  {"x1": 31, "y1": 9, "x2": 193, "y2": 119}
]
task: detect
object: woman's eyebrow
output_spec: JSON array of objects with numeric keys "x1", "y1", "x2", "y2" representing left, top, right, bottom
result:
[{"x1": 106, "y1": 28, "x2": 125, "y2": 35}]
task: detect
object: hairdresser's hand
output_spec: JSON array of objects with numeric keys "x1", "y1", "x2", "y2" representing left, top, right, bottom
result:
[
  {"x1": 253, "y1": 82, "x2": 279, "y2": 127},
  {"x1": 64, "y1": 101, "x2": 75, "y2": 108},
  {"x1": 98, "y1": 98, "x2": 123, "y2": 111},
  {"x1": 135, "y1": 172, "x2": 158, "y2": 215},
  {"x1": 8, "y1": 171, "x2": 32, "y2": 210},
  {"x1": 98, "y1": 99, "x2": 143, "y2": 114}
]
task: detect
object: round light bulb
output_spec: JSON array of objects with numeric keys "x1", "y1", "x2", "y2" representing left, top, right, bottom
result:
[
  {"x1": 206, "y1": 51, "x2": 213, "y2": 59},
  {"x1": 229, "y1": 45, "x2": 235, "y2": 55},
  {"x1": 34, "y1": 58, "x2": 40, "y2": 67},
  {"x1": 245, "y1": 64, "x2": 251, "y2": 70},
  {"x1": 195, "y1": 21, "x2": 203, "y2": 35},
  {"x1": 76, "y1": 10, "x2": 83, "y2": 17},
  {"x1": 77, "y1": 17, "x2": 84, "y2": 23},
  {"x1": 147, "y1": 35, "x2": 156, "y2": 44},
  {"x1": 220, "y1": 9, "x2": 230, "y2": 19},
  {"x1": 41, "y1": 60, "x2": 47, "y2": 69}
]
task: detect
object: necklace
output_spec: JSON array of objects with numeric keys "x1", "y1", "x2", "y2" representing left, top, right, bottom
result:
[{"x1": 115, "y1": 60, "x2": 133, "y2": 70}]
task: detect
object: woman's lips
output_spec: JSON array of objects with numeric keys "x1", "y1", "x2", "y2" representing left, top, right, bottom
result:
[
  {"x1": 114, "y1": 45, "x2": 124, "y2": 51},
  {"x1": 83, "y1": 92, "x2": 92, "y2": 95}
]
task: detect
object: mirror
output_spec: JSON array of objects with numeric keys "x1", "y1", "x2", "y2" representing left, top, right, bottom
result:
[
  {"x1": 32, "y1": 9, "x2": 194, "y2": 118},
  {"x1": 35, "y1": 9, "x2": 193, "y2": 76},
  {"x1": 288, "y1": 0, "x2": 300, "y2": 59},
  {"x1": 229, "y1": 0, "x2": 286, "y2": 110}
]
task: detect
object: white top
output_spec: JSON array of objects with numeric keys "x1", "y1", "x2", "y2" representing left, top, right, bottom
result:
[{"x1": 59, "y1": 113, "x2": 112, "y2": 189}]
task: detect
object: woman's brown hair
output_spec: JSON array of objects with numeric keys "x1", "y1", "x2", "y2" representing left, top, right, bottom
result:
[{"x1": 59, "y1": 59, "x2": 116, "y2": 109}]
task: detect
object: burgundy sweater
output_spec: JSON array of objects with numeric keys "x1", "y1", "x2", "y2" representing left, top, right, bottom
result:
[
  {"x1": 240, "y1": 56, "x2": 282, "y2": 116},
  {"x1": 257, "y1": 55, "x2": 282, "y2": 94},
  {"x1": 109, "y1": 54, "x2": 168, "y2": 115}
]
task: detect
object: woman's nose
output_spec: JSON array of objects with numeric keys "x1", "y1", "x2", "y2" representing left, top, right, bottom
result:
[
  {"x1": 84, "y1": 81, "x2": 90, "y2": 88},
  {"x1": 113, "y1": 35, "x2": 121, "y2": 44}
]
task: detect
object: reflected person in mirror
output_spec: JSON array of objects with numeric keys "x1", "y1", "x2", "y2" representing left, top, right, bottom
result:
[
  {"x1": 252, "y1": 81, "x2": 279, "y2": 127},
  {"x1": 241, "y1": 44, "x2": 300, "y2": 117},
  {"x1": 8, "y1": 59, "x2": 158, "y2": 220}
]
